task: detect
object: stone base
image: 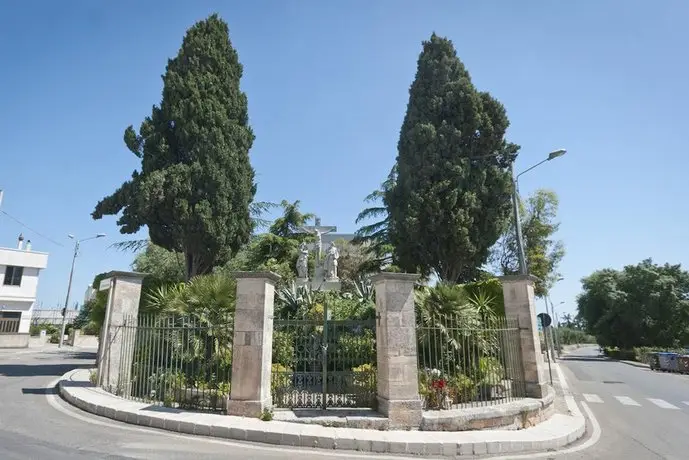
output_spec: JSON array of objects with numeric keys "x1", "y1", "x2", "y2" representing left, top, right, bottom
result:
[
  {"x1": 525, "y1": 381, "x2": 549, "y2": 399},
  {"x1": 377, "y1": 397, "x2": 423, "y2": 430},
  {"x1": 227, "y1": 398, "x2": 271, "y2": 418},
  {"x1": 0, "y1": 333, "x2": 29, "y2": 348}
]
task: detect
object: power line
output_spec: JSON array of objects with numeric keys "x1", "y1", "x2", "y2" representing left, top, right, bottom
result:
[{"x1": 0, "y1": 210, "x2": 64, "y2": 247}]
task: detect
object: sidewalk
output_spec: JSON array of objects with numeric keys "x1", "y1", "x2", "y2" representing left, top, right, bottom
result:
[{"x1": 58, "y1": 368, "x2": 585, "y2": 457}]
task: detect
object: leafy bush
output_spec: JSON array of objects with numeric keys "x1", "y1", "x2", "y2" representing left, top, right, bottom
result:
[
  {"x1": 447, "y1": 373, "x2": 476, "y2": 404},
  {"x1": 30, "y1": 323, "x2": 58, "y2": 336},
  {"x1": 556, "y1": 327, "x2": 596, "y2": 345},
  {"x1": 271, "y1": 363, "x2": 293, "y2": 400},
  {"x1": 351, "y1": 363, "x2": 376, "y2": 390}
]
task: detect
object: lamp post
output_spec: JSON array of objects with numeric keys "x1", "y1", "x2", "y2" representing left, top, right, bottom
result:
[
  {"x1": 546, "y1": 276, "x2": 565, "y2": 357},
  {"x1": 58, "y1": 233, "x2": 106, "y2": 348},
  {"x1": 512, "y1": 149, "x2": 567, "y2": 274},
  {"x1": 468, "y1": 149, "x2": 567, "y2": 274}
]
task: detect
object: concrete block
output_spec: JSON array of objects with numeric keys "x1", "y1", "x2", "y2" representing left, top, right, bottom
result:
[
  {"x1": 355, "y1": 438, "x2": 372, "y2": 452},
  {"x1": 370, "y1": 439, "x2": 388, "y2": 453},
  {"x1": 136, "y1": 414, "x2": 152, "y2": 426},
  {"x1": 229, "y1": 426, "x2": 247, "y2": 440},
  {"x1": 246, "y1": 428, "x2": 267, "y2": 443},
  {"x1": 209, "y1": 424, "x2": 231, "y2": 438},
  {"x1": 178, "y1": 421, "x2": 195, "y2": 434},
  {"x1": 194, "y1": 423, "x2": 211, "y2": 437},
  {"x1": 163, "y1": 418, "x2": 180, "y2": 432}
]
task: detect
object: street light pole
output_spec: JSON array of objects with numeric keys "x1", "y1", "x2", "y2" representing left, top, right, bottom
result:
[
  {"x1": 510, "y1": 163, "x2": 528, "y2": 275},
  {"x1": 58, "y1": 233, "x2": 105, "y2": 348},
  {"x1": 511, "y1": 149, "x2": 567, "y2": 276}
]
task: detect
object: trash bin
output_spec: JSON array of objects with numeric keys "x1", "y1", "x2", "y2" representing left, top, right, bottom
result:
[
  {"x1": 648, "y1": 352, "x2": 660, "y2": 371},
  {"x1": 658, "y1": 352, "x2": 679, "y2": 372},
  {"x1": 678, "y1": 355, "x2": 689, "y2": 374}
]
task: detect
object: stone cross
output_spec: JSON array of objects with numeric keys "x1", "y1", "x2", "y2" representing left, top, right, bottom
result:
[{"x1": 297, "y1": 217, "x2": 336, "y2": 261}]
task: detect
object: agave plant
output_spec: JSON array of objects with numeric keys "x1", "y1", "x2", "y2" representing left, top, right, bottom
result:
[
  {"x1": 353, "y1": 276, "x2": 375, "y2": 303},
  {"x1": 276, "y1": 282, "x2": 315, "y2": 317}
]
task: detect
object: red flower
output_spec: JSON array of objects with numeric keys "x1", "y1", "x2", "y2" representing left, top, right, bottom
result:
[{"x1": 431, "y1": 378, "x2": 446, "y2": 390}]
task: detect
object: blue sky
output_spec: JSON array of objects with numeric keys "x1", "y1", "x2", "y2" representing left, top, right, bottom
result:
[{"x1": 1, "y1": 1, "x2": 687, "y2": 318}]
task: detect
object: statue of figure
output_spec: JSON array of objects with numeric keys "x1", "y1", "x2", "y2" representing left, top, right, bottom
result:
[
  {"x1": 296, "y1": 242, "x2": 309, "y2": 279},
  {"x1": 324, "y1": 242, "x2": 340, "y2": 281}
]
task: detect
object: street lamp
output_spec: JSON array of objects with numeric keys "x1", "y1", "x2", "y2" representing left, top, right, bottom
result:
[
  {"x1": 512, "y1": 149, "x2": 567, "y2": 275},
  {"x1": 58, "y1": 233, "x2": 106, "y2": 348}
]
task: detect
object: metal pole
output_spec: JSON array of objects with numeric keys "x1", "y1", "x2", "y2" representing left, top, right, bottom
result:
[
  {"x1": 549, "y1": 297, "x2": 562, "y2": 357},
  {"x1": 510, "y1": 163, "x2": 528, "y2": 275},
  {"x1": 58, "y1": 240, "x2": 78, "y2": 348},
  {"x1": 544, "y1": 297, "x2": 557, "y2": 361}
]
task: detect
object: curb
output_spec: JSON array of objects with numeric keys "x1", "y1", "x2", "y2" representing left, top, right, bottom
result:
[{"x1": 58, "y1": 369, "x2": 585, "y2": 457}]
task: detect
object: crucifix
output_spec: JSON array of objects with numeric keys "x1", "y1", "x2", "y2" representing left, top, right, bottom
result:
[{"x1": 297, "y1": 217, "x2": 337, "y2": 261}]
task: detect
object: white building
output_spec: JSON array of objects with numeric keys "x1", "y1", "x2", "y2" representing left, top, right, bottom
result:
[{"x1": 0, "y1": 234, "x2": 49, "y2": 347}]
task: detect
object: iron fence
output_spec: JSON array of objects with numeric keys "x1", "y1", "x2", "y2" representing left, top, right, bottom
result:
[
  {"x1": 115, "y1": 313, "x2": 233, "y2": 413},
  {"x1": 272, "y1": 306, "x2": 377, "y2": 409},
  {"x1": 417, "y1": 314, "x2": 525, "y2": 410}
]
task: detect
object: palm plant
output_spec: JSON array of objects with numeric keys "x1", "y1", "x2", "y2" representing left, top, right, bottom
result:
[{"x1": 354, "y1": 165, "x2": 397, "y2": 270}]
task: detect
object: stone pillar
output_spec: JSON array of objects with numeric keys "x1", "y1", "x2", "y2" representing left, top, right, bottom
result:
[
  {"x1": 372, "y1": 272, "x2": 423, "y2": 430},
  {"x1": 96, "y1": 271, "x2": 146, "y2": 394},
  {"x1": 228, "y1": 271, "x2": 280, "y2": 417},
  {"x1": 499, "y1": 275, "x2": 548, "y2": 398},
  {"x1": 68, "y1": 328, "x2": 81, "y2": 347}
]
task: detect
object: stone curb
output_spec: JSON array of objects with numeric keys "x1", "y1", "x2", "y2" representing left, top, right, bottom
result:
[{"x1": 58, "y1": 369, "x2": 585, "y2": 457}]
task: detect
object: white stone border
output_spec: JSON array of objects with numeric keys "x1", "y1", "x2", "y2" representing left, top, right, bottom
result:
[{"x1": 58, "y1": 368, "x2": 585, "y2": 457}]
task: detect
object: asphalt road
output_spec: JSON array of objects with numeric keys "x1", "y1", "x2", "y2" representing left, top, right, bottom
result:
[
  {"x1": 0, "y1": 347, "x2": 404, "y2": 460},
  {"x1": 553, "y1": 345, "x2": 689, "y2": 460}
]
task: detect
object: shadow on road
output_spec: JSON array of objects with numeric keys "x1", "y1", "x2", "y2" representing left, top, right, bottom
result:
[
  {"x1": 560, "y1": 355, "x2": 610, "y2": 362},
  {"x1": 0, "y1": 363, "x2": 89, "y2": 377},
  {"x1": 22, "y1": 386, "x2": 58, "y2": 395}
]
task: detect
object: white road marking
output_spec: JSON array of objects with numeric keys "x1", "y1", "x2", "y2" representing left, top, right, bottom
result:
[
  {"x1": 682, "y1": 401, "x2": 689, "y2": 407},
  {"x1": 583, "y1": 393, "x2": 604, "y2": 403},
  {"x1": 646, "y1": 398, "x2": 679, "y2": 409},
  {"x1": 615, "y1": 396, "x2": 641, "y2": 406},
  {"x1": 647, "y1": 398, "x2": 679, "y2": 409}
]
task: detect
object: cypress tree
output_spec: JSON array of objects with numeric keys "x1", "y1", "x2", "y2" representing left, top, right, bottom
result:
[
  {"x1": 93, "y1": 14, "x2": 256, "y2": 279},
  {"x1": 387, "y1": 34, "x2": 519, "y2": 282}
]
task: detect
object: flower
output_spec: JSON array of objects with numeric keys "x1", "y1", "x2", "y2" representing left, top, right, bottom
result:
[{"x1": 431, "y1": 378, "x2": 446, "y2": 390}]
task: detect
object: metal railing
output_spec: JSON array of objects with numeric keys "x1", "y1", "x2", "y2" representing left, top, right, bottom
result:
[
  {"x1": 0, "y1": 317, "x2": 20, "y2": 334},
  {"x1": 417, "y1": 314, "x2": 525, "y2": 410},
  {"x1": 272, "y1": 311, "x2": 377, "y2": 409},
  {"x1": 114, "y1": 313, "x2": 233, "y2": 413}
]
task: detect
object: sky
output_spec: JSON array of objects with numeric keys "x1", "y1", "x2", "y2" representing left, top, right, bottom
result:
[{"x1": 1, "y1": 1, "x2": 687, "y2": 318}]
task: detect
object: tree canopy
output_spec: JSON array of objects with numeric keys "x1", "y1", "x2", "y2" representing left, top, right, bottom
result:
[
  {"x1": 386, "y1": 33, "x2": 519, "y2": 283},
  {"x1": 491, "y1": 189, "x2": 565, "y2": 297},
  {"x1": 577, "y1": 259, "x2": 689, "y2": 349},
  {"x1": 92, "y1": 14, "x2": 256, "y2": 280}
]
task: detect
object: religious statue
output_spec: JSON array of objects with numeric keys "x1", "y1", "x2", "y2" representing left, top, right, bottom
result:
[
  {"x1": 324, "y1": 242, "x2": 340, "y2": 281},
  {"x1": 297, "y1": 217, "x2": 336, "y2": 261},
  {"x1": 296, "y1": 242, "x2": 309, "y2": 279}
]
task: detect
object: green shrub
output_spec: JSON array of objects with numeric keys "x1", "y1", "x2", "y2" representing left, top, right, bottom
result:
[{"x1": 447, "y1": 373, "x2": 476, "y2": 403}]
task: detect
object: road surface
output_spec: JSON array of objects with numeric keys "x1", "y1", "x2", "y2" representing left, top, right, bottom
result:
[
  {"x1": 0, "y1": 347, "x2": 401, "y2": 460},
  {"x1": 554, "y1": 345, "x2": 689, "y2": 460}
]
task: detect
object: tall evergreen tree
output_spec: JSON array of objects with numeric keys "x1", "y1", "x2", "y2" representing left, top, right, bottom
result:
[
  {"x1": 386, "y1": 34, "x2": 519, "y2": 282},
  {"x1": 92, "y1": 15, "x2": 256, "y2": 279}
]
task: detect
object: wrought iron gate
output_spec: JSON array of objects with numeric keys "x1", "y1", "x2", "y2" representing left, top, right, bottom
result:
[{"x1": 272, "y1": 302, "x2": 376, "y2": 409}]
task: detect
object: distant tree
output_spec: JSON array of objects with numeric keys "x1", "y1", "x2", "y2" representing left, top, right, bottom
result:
[
  {"x1": 491, "y1": 189, "x2": 565, "y2": 297},
  {"x1": 577, "y1": 259, "x2": 689, "y2": 348},
  {"x1": 386, "y1": 33, "x2": 519, "y2": 283},
  {"x1": 223, "y1": 200, "x2": 314, "y2": 284},
  {"x1": 92, "y1": 15, "x2": 256, "y2": 280}
]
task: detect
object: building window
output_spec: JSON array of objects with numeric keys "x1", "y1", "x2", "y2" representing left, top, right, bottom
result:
[
  {"x1": 0, "y1": 312, "x2": 21, "y2": 334},
  {"x1": 3, "y1": 266, "x2": 23, "y2": 286}
]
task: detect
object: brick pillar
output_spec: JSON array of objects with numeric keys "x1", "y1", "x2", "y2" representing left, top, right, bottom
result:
[
  {"x1": 372, "y1": 272, "x2": 423, "y2": 429},
  {"x1": 499, "y1": 275, "x2": 548, "y2": 398},
  {"x1": 227, "y1": 271, "x2": 280, "y2": 418},
  {"x1": 96, "y1": 271, "x2": 146, "y2": 394}
]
